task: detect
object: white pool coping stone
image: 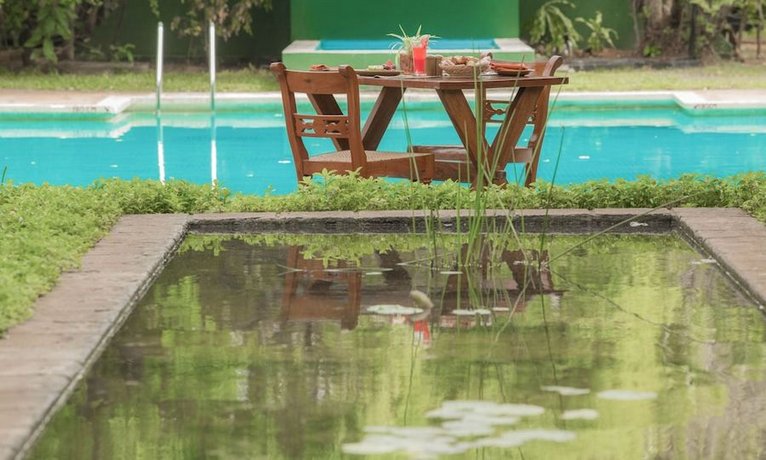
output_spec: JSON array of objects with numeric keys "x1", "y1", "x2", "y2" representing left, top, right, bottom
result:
[
  {"x1": 1, "y1": 90, "x2": 766, "y2": 115},
  {"x1": 284, "y1": 38, "x2": 534, "y2": 54}
]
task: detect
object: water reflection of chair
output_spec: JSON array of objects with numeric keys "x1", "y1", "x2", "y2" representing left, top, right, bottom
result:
[
  {"x1": 281, "y1": 246, "x2": 362, "y2": 330},
  {"x1": 440, "y1": 246, "x2": 561, "y2": 315},
  {"x1": 281, "y1": 244, "x2": 563, "y2": 333},
  {"x1": 501, "y1": 249, "x2": 556, "y2": 294},
  {"x1": 281, "y1": 247, "x2": 414, "y2": 330}
]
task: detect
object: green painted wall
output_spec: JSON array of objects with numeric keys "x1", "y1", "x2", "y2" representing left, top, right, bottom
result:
[
  {"x1": 90, "y1": 0, "x2": 290, "y2": 63},
  {"x1": 88, "y1": 0, "x2": 637, "y2": 64},
  {"x1": 290, "y1": 0, "x2": 520, "y2": 40},
  {"x1": 519, "y1": 0, "x2": 636, "y2": 49}
]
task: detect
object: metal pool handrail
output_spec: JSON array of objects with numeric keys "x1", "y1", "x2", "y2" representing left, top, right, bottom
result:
[
  {"x1": 209, "y1": 21, "x2": 216, "y2": 112},
  {"x1": 156, "y1": 22, "x2": 165, "y2": 184},
  {"x1": 209, "y1": 21, "x2": 218, "y2": 187},
  {"x1": 156, "y1": 22, "x2": 164, "y2": 112}
]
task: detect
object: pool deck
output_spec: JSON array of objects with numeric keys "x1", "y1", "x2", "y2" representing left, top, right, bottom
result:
[
  {"x1": 2, "y1": 89, "x2": 766, "y2": 113},
  {"x1": 0, "y1": 208, "x2": 765, "y2": 459}
]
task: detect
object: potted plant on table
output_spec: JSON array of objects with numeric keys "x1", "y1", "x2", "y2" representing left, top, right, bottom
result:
[{"x1": 388, "y1": 25, "x2": 434, "y2": 74}]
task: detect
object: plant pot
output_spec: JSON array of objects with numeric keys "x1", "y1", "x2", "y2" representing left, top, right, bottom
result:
[{"x1": 398, "y1": 51, "x2": 414, "y2": 74}]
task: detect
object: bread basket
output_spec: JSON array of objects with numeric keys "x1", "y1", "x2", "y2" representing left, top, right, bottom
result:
[
  {"x1": 441, "y1": 63, "x2": 489, "y2": 77},
  {"x1": 440, "y1": 56, "x2": 490, "y2": 77}
]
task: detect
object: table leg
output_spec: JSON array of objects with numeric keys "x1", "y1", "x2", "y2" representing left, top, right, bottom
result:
[
  {"x1": 436, "y1": 89, "x2": 492, "y2": 185},
  {"x1": 308, "y1": 94, "x2": 350, "y2": 151},
  {"x1": 362, "y1": 86, "x2": 404, "y2": 150}
]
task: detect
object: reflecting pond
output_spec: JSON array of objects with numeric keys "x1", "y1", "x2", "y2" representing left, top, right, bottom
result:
[{"x1": 29, "y1": 233, "x2": 766, "y2": 459}]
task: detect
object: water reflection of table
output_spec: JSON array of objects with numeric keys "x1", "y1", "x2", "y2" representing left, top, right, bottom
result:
[{"x1": 280, "y1": 245, "x2": 563, "y2": 331}]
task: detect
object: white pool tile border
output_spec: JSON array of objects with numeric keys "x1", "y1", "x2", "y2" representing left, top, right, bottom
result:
[
  {"x1": 283, "y1": 38, "x2": 534, "y2": 55},
  {"x1": 2, "y1": 90, "x2": 766, "y2": 115}
]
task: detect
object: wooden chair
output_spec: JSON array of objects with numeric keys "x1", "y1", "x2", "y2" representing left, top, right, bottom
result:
[
  {"x1": 510, "y1": 56, "x2": 564, "y2": 187},
  {"x1": 270, "y1": 62, "x2": 434, "y2": 184},
  {"x1": 411, "y1": 55, "x2": 564, "y2": 187},
  {"x1": 439, "y1": 244, "x2": 564, "y2": 315}
]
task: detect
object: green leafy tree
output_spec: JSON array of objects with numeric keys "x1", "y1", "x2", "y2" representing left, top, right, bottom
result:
[
  {"x1": 24, "y1": 0, "x2": 78, "y2": 63},
  {"x1": 630, "y1": 0, "x2": 763, "y2": 59},
  {"x1": 151, "y1": 0, "x2": 272, "y2": 58},
  {"x1": 529, "y1": 0, "x2": 582, "y2": 55},
  {"x1": 0, "y1": 0, "x2": 28, "y2": 48},
  {"x1": 0, "y1": 0, "x2": 120, "y2": 64}
]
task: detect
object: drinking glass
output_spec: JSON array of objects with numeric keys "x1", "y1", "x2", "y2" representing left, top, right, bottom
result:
[{"x1": 412, "y1": 44, "x2": 427, "y2": 76}]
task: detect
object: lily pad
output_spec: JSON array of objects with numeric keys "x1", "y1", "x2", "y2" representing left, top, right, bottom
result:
[
  {"x1": 451, "y1": 309, "x2": 492, "y2": 316},
  {"x1": 597, "y1": 389, "x2": 657, "y2": 401},
  {"x1": 560, "y1": 409, "x2": 599, "y2": 420},
  {"x1": 541, "y1": 385, "x2": 591, "y2": 396},
  {"x1": 366, "y1": 304, "x2": 423, "y2": 316}
]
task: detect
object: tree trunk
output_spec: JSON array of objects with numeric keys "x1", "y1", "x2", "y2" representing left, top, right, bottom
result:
[
  {"x1": 65, "y1": 18, "x2": 75, "y2": 61},
  {"x1": 631, "y1": 0, "x2": 644, "y2": 53},
  {"x1": 645, "y1": 0, "x2": 675, "y2": 31},
  {"x1": 758, "y1": 0, "x2": 764, "y2": 58},
  {"x1": 645, "y1": 0, "x2": 675, "y2": 43}
]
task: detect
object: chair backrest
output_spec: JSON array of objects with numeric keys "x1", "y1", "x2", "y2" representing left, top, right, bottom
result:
[
  {"x1": 281, "y1": 246, "x2": 361, "y2": 330},
  {"x1": 270, "y1": 63, "x2": 367, "y2": 173},
  {"x1": 523, "y1": 55, "x2": 563, "y2": 187},
  {"x1": 530, "y1": 55, "x2": 563, "y2": 140}
]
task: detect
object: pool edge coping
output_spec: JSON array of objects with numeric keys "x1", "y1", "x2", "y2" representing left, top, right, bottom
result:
[
  {"x1": 2, "y1": 90, "x2": 766, "y2": 115},
  {"x1": 1, "y1": 207, "x2": 765, "y2": 459}
]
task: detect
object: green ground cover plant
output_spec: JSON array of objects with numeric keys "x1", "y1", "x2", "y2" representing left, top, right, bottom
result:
[
  {"x1": 0, "y1": 63, "x2": 765, "y2": 92},
  {"x1": 2, "y1": 173, "x2": 766, "y2": 335},
  {"x1": 564, "y1": 63, "x2": 766, "y2": 91},
  {"x1": 0, "y1": 67, "x2": 279, "y2": 92}
]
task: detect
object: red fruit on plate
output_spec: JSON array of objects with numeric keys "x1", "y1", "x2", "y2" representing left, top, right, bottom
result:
[{"x1": 491, "y1": 62, "x2": 529, "y2": 70}]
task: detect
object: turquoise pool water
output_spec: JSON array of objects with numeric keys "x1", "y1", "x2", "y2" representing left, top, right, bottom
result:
[
  {"x1": 1, "y1": 101, "x2": 765, "y2": 195},
  {"x1": 318, "y1": 38, "x2": 499, "y2": 50}
]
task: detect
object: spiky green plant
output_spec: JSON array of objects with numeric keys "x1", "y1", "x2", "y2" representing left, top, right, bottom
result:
[{"x1": 576, "y1": 11, "x2": 618, "y2": 54}]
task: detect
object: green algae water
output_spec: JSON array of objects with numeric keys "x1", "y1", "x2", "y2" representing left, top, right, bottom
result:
[{"x1": 29, "y1": 234, "x2": 766, "y2": 459}]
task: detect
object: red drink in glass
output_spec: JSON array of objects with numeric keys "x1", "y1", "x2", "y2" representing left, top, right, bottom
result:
[{"x1": 412, "y1": 44, "x2": 427, "y2": 76}]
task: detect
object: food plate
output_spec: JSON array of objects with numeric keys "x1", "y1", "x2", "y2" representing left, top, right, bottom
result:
[
  {"x1": 356, "y1": 69, "x2": 401, "y2": 76},
  {"x1": 493, "y1": 67, "x2": 533, "y2": 77}
]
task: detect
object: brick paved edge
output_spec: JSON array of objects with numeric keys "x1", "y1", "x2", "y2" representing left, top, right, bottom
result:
[
  {"x1": 673, "y1": 208, "x2": 766, "y2": 314},
  {"x1": 0, "y1": 214, "x2": 191, "y2": 460},
  {"x1": 2, "y1": 208, "x2": 765, "y2": 459},
  {"x1": 186, "y1": 208, "x2": 675, "y2": 235}
]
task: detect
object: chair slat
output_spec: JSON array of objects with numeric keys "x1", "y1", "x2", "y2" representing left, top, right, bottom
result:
[
  {"x1": 294, "y1": 114, "x2": 350, "y2": 138},
  {"x1": 285, "y1": 71, "x2": 348, "y2": 94}
]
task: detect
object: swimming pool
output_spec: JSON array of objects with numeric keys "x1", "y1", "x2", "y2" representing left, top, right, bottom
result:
[
  {"x1": 1, "y1": 100, "x2": 765, "y2": 195},
  {"x1": 318, "y1": 38, "x2": 499, "y2": 51}
]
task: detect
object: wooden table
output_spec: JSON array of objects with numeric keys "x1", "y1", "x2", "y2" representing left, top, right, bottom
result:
[{"x1": 354, "y1": 73, "x2": 568, "y2": 186}]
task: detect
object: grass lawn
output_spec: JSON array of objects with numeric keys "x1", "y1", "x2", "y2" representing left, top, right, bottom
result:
[
  {"x1": 565, "y1": 62, "x2": 766, "y2": 91},
  {"x1": 0, "y1": 62, "x2": 765, "y2": 93}
]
